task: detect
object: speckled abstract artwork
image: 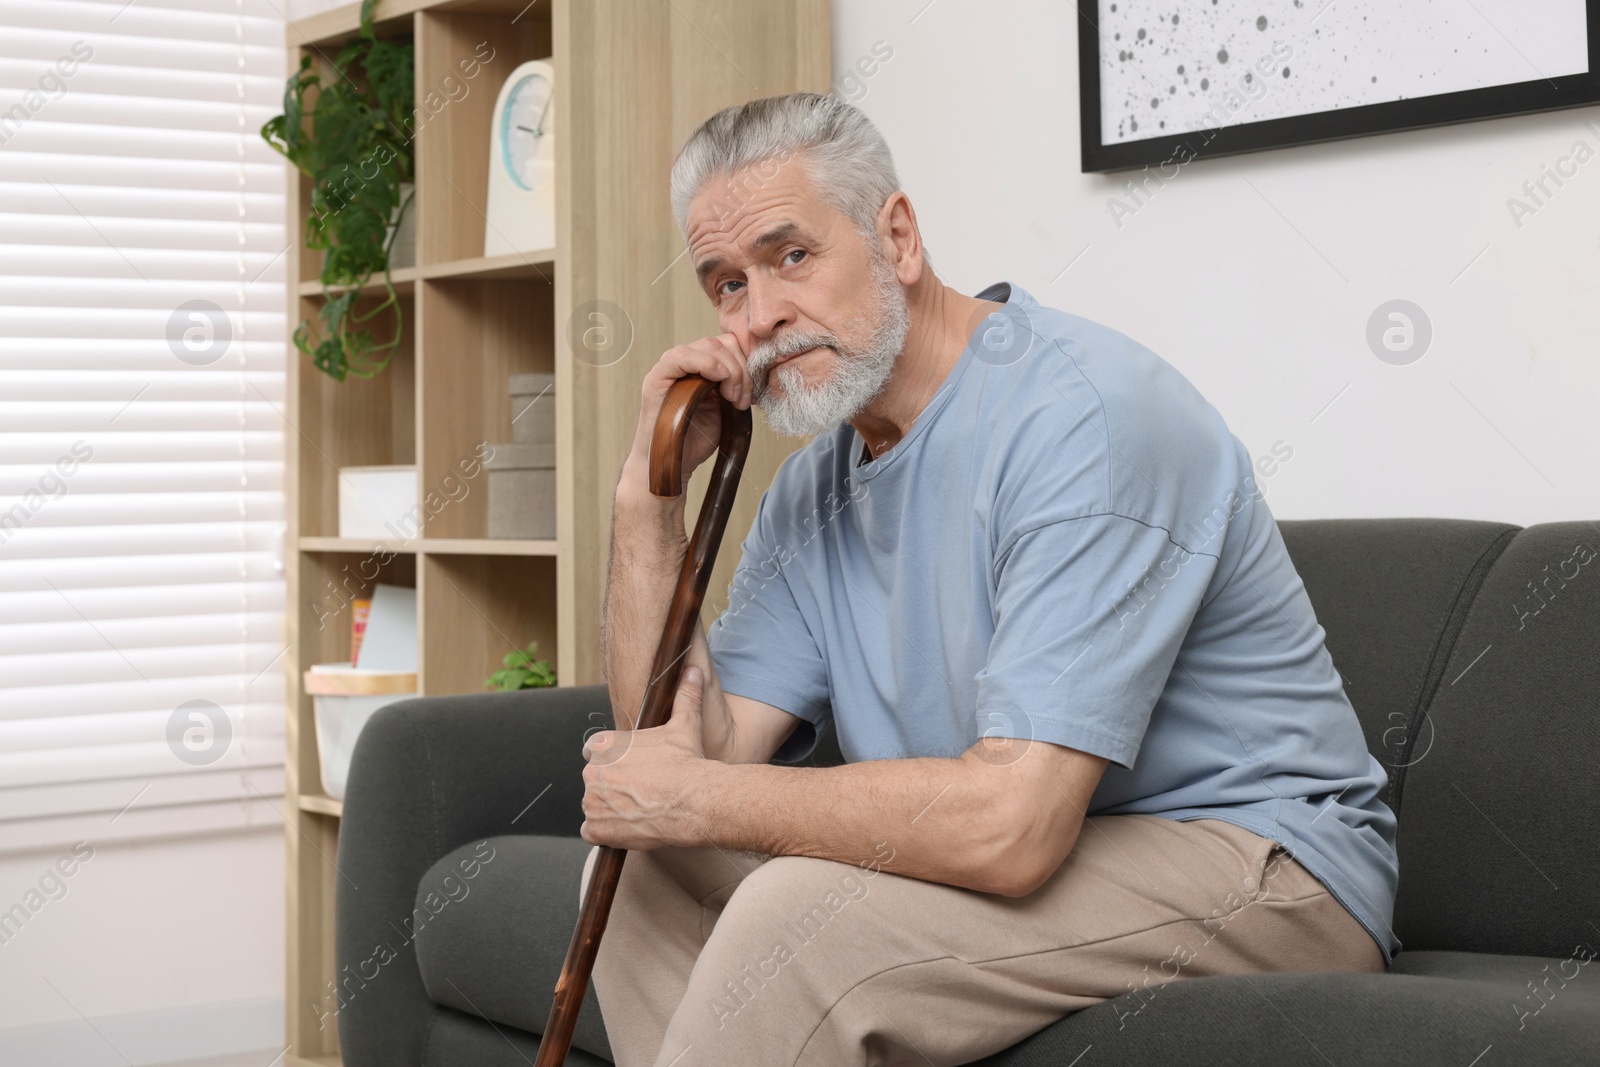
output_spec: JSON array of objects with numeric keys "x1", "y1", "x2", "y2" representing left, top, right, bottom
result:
[{"x1": 1097, "y1": 0, "x2": 1590, "y2": 142}]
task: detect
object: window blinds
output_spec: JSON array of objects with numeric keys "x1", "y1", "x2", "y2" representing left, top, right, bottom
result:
[{"x1": 0, "y1": 0, "x2": 287, "y2": 853}]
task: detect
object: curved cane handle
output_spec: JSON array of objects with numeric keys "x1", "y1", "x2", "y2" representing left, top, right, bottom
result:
[{"x1": 648, "y1": 374, "x2": 748, "y2": 496}]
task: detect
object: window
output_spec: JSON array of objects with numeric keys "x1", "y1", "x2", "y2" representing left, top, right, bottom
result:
[{"x1": 0, "y1": 0, "x2": 287, "y2": 852}]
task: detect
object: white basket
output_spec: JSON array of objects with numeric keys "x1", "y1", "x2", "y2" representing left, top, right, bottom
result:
[{"x1": 304, "y1": 664, "x2": 417, "y2": 800}]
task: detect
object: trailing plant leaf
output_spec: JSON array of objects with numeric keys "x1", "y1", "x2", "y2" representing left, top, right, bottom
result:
[{"x1": 261, "y1": 0, "x2": 414, "y2": 382}]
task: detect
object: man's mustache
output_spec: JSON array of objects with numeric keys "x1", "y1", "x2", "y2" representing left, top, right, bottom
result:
[{"x1": 748, "y1": 331, "x2": 839, "y2": 394}]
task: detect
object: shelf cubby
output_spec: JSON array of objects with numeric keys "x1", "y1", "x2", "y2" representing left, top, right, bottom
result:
[
  {"x1": 421, "y1": 552, "x2": 558, "y2": 696},
  {"x1": 418, "y1": 274, "x2": 554, "y2": 540},
  {"x1": 297, "y1": 549, "x2": 417, "y2": 668},
  {"x1": 293, "y1": 290, "x2": 416, "y2": 540},
  {"x1": 416, "y1": 4, "x2": 552, "y2": 266}
]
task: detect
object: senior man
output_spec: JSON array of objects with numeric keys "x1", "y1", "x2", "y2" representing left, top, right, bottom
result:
[{"x1": 577, "y1": 92, "x2": 1398, "y2": 1067}]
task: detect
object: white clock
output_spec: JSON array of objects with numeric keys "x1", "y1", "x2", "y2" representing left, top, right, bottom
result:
[{"x1": 485, "y1": 59, "x2": 556, "y2": 256}]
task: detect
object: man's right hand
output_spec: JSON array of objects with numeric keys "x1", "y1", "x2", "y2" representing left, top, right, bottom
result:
[{"x1": 623, "y1": 333, "x2": 753, "y2": 497}]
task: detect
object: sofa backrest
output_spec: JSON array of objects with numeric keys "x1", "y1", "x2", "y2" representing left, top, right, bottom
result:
[
  {"x1": 1280, "y1": 518, "x2": 1600, "y2": 959},
  {"x1": 1387, "y1": 522, "x2": 1600, "y2": 958},
  {"x1": 1277, "y1": 519, "x2": 1518, "y2": 807}
]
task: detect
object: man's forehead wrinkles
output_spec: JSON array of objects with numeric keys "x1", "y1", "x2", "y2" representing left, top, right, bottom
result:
[
  {"x1": 690, "y1": 204, "x2": 811, "y2": 280},
  {"x1": 689, "y1": 187, "x2": 806, "y2": 243}
]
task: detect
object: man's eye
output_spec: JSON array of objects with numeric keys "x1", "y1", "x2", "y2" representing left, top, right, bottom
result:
[
  {"x1": 718, "y1": 279, "x2": 744, "y2": 297},
  {"x1": 784, "y1": 248, "x2": 807, "y2": 265}
]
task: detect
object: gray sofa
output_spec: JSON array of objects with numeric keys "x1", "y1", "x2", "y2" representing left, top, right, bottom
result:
[{"x1": 335, "y1": 518, "x2": 1600, "y2": 1065}]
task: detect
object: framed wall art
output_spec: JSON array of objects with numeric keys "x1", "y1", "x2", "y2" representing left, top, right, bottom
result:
[{"x1": 1078, "y1": 1, "x2": 1600, "y2": 172}]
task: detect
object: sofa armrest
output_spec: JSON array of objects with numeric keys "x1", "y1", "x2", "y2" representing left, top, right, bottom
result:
[{"x1": 335, "y1": 683, "x2": 610, "y2": 1065}]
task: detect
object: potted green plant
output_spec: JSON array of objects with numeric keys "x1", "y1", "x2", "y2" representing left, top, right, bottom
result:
[
  {"x1": 261, "y1": 0, "x2": 414, "y2": 381},
  {"x1": 486, "y1": 641, "x2": 558, "y2": 691}
]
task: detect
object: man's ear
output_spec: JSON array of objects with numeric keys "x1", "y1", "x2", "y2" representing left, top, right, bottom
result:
[{"x1": 878, "y1": 191, "x2": 924, "y2": 287}]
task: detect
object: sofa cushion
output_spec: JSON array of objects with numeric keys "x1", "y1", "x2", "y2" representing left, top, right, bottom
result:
[
  {"x1": 972, "y1": 951, "x2": 1600, "y2": 1066},
  {"x1": 1276, "y1": 518, "x2": 1517, "y2": 809},
  {"x1": 413, "y1": 835, "x2": 611, "y2": 1062},
  {"x1": 422, "y1": 1005, "x2": 609, "y2": 1067},
  {"x1": 1394, "y1": 522, "x2": 1600, "y2": 957}
]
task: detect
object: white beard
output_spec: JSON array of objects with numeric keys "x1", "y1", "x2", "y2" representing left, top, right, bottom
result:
[{"x1": 745, "y1": 250, "x2": 910, "y2": 438}]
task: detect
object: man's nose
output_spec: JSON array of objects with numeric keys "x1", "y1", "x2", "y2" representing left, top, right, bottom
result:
[{"x1": 745, "y1": 278, "x2": 794, "y2": 338}]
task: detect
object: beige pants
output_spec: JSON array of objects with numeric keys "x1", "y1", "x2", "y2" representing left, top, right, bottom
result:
[{"x1": 582, "y1": 814, "x2": 1383, "y2": 1067}]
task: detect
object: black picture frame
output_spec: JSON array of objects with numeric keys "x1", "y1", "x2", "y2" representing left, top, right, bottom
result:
[{"x1": 1077, "y1": 0, "x2": 1600, "y2": 173}]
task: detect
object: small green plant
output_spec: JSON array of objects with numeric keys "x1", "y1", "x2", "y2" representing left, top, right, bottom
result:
[
  {"x1": 261, "y1": 0, "x2": 414, "y2": 381},
  {"x1": 486, "y1": 642, "x2": 557, "y2": 691}
]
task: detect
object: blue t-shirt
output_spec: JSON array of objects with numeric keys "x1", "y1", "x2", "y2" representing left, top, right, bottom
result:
[{"x1": 706, "y1": 281, "x2": 1400, "y2": 962}]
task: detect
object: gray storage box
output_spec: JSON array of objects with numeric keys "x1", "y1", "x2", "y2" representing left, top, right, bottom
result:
[
  {"x1": 509, "y1": 372, "x2": 555, "y2": 446},
  {"x1": 486, "y1": 441, "x2": 556, "y2": 539}
]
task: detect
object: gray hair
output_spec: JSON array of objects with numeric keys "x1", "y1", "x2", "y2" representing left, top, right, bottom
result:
[{"x1": 669, "y1": 92, "x2": 903, "y2": 244}]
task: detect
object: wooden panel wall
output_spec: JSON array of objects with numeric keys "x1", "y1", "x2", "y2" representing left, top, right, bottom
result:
[{"x1": 555, "y1": 0, "x2": 832, "y2": 687}]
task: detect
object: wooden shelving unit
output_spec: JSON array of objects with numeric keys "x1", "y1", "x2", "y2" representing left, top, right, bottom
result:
[{"x1": 278, "y1": 1, "x2": 829, "y2": 1062}]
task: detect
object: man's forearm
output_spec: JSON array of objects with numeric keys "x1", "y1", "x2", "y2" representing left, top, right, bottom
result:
[
  {"x1": 602, "y1": 461, "x2": 691, "y2": 730},
  {"x1": 680, "y1": 753, "x2": 1054, "y2": 897},
  {"x1": 602, "y1": 461, "x2": 742, "y2": 763}
]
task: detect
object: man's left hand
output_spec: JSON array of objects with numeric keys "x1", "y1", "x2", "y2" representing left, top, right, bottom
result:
[{"x1": 581, "y1": 665, "x2": 716, "y2": 850}]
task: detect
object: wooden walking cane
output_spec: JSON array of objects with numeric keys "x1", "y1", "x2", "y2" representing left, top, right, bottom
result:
[{"x1": 534, "y1": 374, "x2": 753, "y2": 1066}]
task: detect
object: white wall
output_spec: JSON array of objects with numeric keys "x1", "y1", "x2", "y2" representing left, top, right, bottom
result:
[
  {"x1": 0, "y1": 830, "x2": 283, "y2": 1063},
  {"x1": 832, "y1": 0, "x2": 1600, "y2": 526}
]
